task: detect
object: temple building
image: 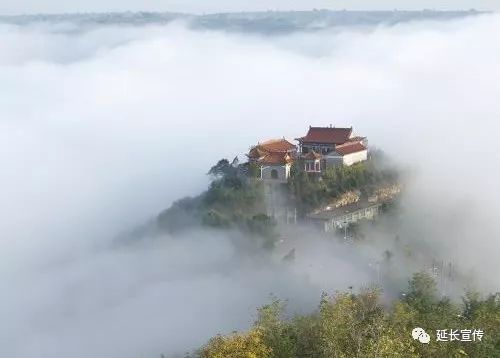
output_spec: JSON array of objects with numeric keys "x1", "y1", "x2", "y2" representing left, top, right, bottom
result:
[
  {"x1": 296, "y1": 126, "x2": 368, "y2": 172},
  {"x1": 247, "y1": 138, "x2": 297, "y2": 181}
]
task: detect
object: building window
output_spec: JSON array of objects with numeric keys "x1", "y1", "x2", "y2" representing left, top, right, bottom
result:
[
  {"x1": 315, "y1": 161, "x2": 320, "y2": 171},
  {"x1": 271, "y1": 169, "x2": 278, "y2": 179}
]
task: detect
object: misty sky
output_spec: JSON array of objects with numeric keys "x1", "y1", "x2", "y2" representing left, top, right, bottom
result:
[{"x1": 1, "y1": 0, "x2": 499, "y2": 15}]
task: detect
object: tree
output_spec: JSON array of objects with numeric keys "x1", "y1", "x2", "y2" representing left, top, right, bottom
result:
[
  {"x1": 157, "y1": 196, "x2": 201, "y2": 233},
  {"x1": 287, "y1": 170, "x2": 326, "y2": 215},
  {"x1": 197, "y1": 281, "x2": 500, "y2": 358},
  {"x1": 246, "y1": 214, "x2": 277, "y2": 249},
  {"x1": 208, "y1": 159, "x2": 235, "y2": 178},
  {"x1": 248, "y1": 162, "x2": 261, "y2": 178},
  {"x1": 201, "y1": 329, "x2": 272, "y2": 358},
  {"x1": 404, "y1": 272, "x2": 438, "y2": 312},
  {"x1": 202, "y1": 209, "x2": 231, "y2": 228},
  {"x1": 402, "y1": 273, "x2": 463, "y2": 357},
  {"x1": 316, "y1": 289, "x2": 385, "y2": 357},
  {"x1": 255, "y1": 300, "x2": 299, "y2": 358},
  {"x1": 460, "y1": 292, "x2": 500, "y2": 357},
  {"x1": 367, "y1": 328, "x2": 418, "y2": 358}
]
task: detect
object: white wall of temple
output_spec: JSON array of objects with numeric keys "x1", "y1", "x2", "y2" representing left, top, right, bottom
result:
[
  {"x1": 261, "y1": 164, "x2": 289, "y2": 181},
  {"x1": 343, "y1": 150, "x2": 368, "y2": 166}
]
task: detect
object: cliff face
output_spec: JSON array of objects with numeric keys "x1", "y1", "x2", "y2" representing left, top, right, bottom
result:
[
  {"x1": 332, "y1": 191, "x2": 360, "y2": 208},
  {"x1": 375, "y1": 184, "x2": 402, "y2": 202},
  {"x1": 310, "y1": 183, "x2": 402, "y2": 215}
]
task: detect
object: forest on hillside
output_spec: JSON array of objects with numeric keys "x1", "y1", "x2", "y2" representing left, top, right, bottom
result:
[{"x1": 195, "y1": 272, "x2": 500, "y2": 357}]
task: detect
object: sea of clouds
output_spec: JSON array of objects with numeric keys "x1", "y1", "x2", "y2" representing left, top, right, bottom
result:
[{"x1": 1, "y1": 13, "x2": 499, "y2": 357}]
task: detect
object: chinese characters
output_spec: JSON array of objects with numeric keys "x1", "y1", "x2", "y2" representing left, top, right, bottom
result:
[{"x1": 436, "y1": 329, "x2": 483, "y2": 342}]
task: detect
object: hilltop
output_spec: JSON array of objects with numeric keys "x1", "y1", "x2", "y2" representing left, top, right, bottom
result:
[{"x1": 154, "y1": 125, "x2": 400, "y2": 248}]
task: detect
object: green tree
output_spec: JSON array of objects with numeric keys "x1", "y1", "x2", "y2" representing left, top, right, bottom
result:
[
  {"x1": 460, "y1": 292, "x2": 500, "y2": 357},
  {"x1": 201, "y1": 329, "x2": 272, "y2": 358},
  {"x1": 404, "y1": 272, "x2": 438, "y2": 312},
  {"x1": 316, "y1": 289, "x2": 385, "y2": 357},
  {"x1": 197, "y1": 280, "x2": 500, "y2": 358},
  {"x1": 255, "y1": 300, "x2": 297, "y2": 358},
  {"x1": 208, "y1": 159, "x2": 235, "y2": 178}
]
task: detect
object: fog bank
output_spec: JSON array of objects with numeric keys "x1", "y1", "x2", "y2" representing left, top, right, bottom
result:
[{"x1": 1, "y1": 14, "x2": 500, "y2": 356}]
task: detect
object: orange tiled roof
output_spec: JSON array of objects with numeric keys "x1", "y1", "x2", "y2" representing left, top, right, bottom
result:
[
  {"x1": 335, "y1": 142, "x2": 367, "y2": 155},
  {"x1": 297, "y1": 126, "x2": 352, "y2": 144},
  {"x1": 248, "y1": 146, "x2": 267, "y2": 159},
  {"x1": 259, "y1": 138, "x2": 296, "y2": 152},
  {"x1": 347, "y1": 136, "x2": 366, "y2": 143},
  {"x1": 260, "y1": 152, "x2": 294, "y2": 165},
  {"x1": 248, "y1": 138, "x2": 296, "y2": 165}
]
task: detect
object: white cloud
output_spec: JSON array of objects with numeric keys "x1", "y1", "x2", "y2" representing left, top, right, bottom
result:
[{"x1": 1, "y1": 14, "x2": 500, "y2": 356}]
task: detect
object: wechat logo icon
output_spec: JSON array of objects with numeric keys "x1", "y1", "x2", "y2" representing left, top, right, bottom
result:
[{"x1": 412, "y1": 327, "x2": 431, "y2": 344}]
